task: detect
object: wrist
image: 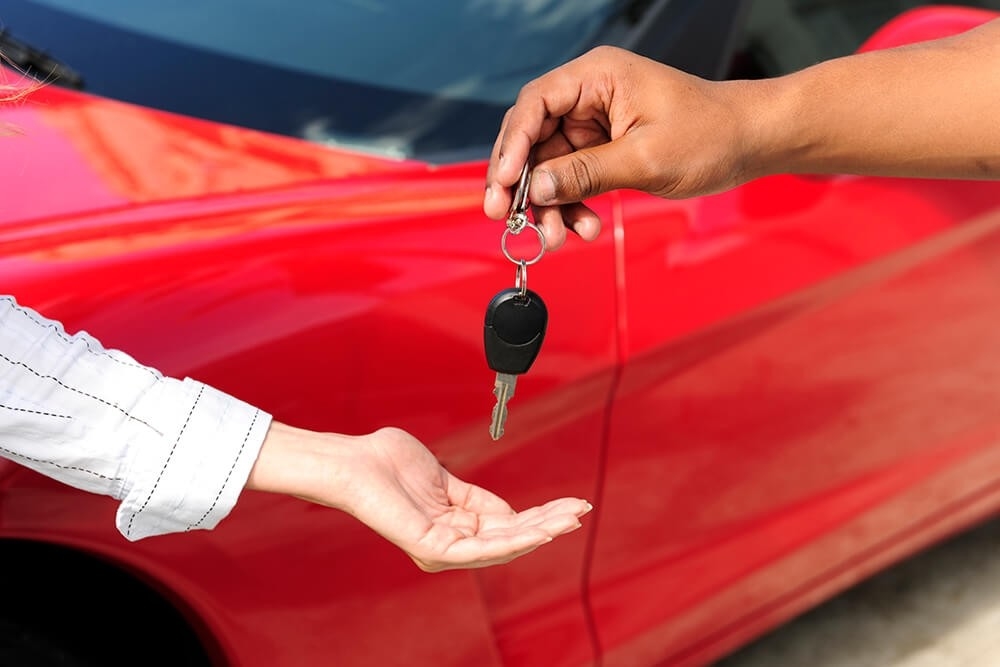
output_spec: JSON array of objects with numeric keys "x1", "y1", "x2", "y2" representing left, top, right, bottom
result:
[
  {"x1": 245, "y1": 421, "x2": 356, "y2": 510},
  {"x1": 729, "y1": 74, "x2": 809, "y2": 182}
]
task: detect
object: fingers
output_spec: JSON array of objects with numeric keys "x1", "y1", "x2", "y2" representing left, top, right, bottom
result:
[
  {"x1": 485, "y1": 46, "x2": 646, "y2": 251},
  {"x1": 507, "y1": 497, "x2": 593, "y2": 529},
  {"x1": 411, "y1": 498, "x2": 593, "y2": 572},
  {"x1": 445, "y1": 473, "x2": 516, "y2": 516},
  {"x1": 484, "y1": 109, "x2": 545, "y2": 221},
  {"x1": 412, "y1": 528, "x2": 552, "y2": 572},
  {"x1": 484, "y1": 109, "x2": 516, "y2": 221},
  {"x1": 484, "y1": 54, "x2": 595, "y2": 221},
  {"x1": 534, "y1": 135, "x2": 654, "y2": 205},
  {"x1": 562, "y1": 203, "x2": 602, "y2": 242},
  {"x1": 447, "y1": 473, "x2": 589, "y2": 527},
  {"x1": 528, "y1": 122, "x2": 606, "y2": 249},
  {"x1": 487, "y1": 135, "x2": 609, "y2": 252}
]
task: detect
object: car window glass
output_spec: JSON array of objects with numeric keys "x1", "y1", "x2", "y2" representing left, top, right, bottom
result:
[
  {"x1": 728, "y1": 0, "x2": 1000, "y2": 79},
  {"x1": 9, "y1": 0, "x2": 632, "y2": 161},
  {"x1": 27, "y1": 0, "x2": 622, "y2": 105}
]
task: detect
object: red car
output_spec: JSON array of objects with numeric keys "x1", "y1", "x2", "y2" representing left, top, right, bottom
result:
[{"x1": 3, "y1": 2, "x2": 1000, "y2": 665}]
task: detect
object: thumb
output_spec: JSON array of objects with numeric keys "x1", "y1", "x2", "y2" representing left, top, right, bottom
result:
[{"x1": 529, "y1": 136, "x2": 649, "y2": 205}]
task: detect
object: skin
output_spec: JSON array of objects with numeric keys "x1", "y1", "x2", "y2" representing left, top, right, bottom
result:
[
  {"x1": 484, "y1": 18, "x2": 1000, "y2": 251},
  {"x1": 246, "y1": 423, "x2": 590, "y2": 573},
  {"x1": 1, "y1": 80, "x2": 591, "y2": 573}
]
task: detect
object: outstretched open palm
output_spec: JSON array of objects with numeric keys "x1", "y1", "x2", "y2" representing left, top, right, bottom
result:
[{"x1": 338, "y1": 428, "x2": 590, "y2": 572}]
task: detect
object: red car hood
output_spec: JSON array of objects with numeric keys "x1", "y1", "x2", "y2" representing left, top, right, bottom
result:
[{"x1": 1, "y1": 72, "x2": 472, "y2": 231}]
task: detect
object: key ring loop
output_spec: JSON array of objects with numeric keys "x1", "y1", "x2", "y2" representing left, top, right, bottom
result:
[
  {"x1": 514, "y1": 259, "x2": 528, "y2": 297},
  {"x1": 501, "y1": 223, "x2": 545, "y2": 266},
  {"x1": 506, "y1": 163, "x2": 532, "y2": 234}
]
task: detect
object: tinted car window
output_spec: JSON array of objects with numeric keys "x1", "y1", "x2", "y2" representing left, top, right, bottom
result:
[
  {"x1": 3, "y1": 0, "x2": 631, "y2": 162},
  {"x1": 729, "y1": 0, "x2": 1000, "y2": 79}
]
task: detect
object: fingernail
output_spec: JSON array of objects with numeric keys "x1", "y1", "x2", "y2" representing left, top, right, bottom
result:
[
  {"x1": 485, "y1": 183, "x2": 496, "y2": 204},
  {"x1": 533, "y1": 170, "x2": 556, "y2": 204},
  {"x1": 584, "y1": 502, "x2": 594, "y2": 513}
]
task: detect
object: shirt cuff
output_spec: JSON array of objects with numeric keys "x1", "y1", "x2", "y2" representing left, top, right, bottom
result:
[{"x1": 115, "y1": 377, "x2": 272, "y2": 541}]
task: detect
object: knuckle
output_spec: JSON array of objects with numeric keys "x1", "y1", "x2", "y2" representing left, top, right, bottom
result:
[
  {"x1": 518, "y1": 77, "x2": 542, "y2": 101},
  {"x1": 588, "y1": 44, "x2": 616, "y2": 59},
  {"x1": 569, "y1": 153, "x2": 601, "y2": 199},
  {"x1": 630, "y1": 138, "x2": 673, "y2": 196}
]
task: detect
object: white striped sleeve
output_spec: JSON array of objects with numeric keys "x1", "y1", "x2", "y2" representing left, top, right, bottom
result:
[{"x1": 0, "y1": 296, "x2": 272, "y2": 540}]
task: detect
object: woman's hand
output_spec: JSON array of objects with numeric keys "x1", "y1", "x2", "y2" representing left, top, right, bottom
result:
[{"x1": 247, "y1": 422, "x2": 592, "y2": 572}]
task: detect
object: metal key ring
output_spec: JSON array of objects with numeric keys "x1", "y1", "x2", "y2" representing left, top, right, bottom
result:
[
  {"x1": 514, "y1": 259, "x2": 528, "y2": 297},
  {"x1": 506, "y1": 162, "x2": 532, "y2": 234},
  {"x1": 501, "y1": 222, "x2": 546, "y2": 266}
]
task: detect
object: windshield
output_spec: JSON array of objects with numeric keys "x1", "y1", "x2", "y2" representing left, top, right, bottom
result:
[{"x1": 2, "y1": 0, "x2": 630, "y2": 162}]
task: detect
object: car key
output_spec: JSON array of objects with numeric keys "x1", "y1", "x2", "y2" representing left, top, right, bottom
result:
[
  {"x1": 485, "y1": 161, "x2": 548, "y2": 440},
  {"x1": 484, "y1": 284, "x2": 548, "y2": 440}
]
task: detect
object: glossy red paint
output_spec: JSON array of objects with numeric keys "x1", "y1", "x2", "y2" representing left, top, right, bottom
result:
[
  {"x1": 592, "y1": 178, "x2": 1000, "y2": 665},
  {"x1": 2, "y1": 78, "x2": 616, "y2": 667},
  {"x1": 3, "y1": 6, "x2": 1000, "y2": 667},
  {"x1": 0, "y1": 77, "x2": 420, "y2": 224},
  {"x1": 858, "y1": 5, "x2": 1000, "y2": 52}
]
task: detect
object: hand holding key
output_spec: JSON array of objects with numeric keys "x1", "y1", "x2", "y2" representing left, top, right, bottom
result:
[
  {"x1": 483, "y1": 46, "x2": 761, "y2": 250},
  {"x1": 484, "y1": 163, "x2": 548, "y2": 440}
]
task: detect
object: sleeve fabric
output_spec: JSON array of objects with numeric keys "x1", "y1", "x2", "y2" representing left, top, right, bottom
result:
[{"x1": 0, "y1": 296, "x2": 272, "y2": 540}]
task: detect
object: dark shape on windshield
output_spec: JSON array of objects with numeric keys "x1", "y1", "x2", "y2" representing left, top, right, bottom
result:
[{"x1": 0, "y1": 28, "x2": 84, "y2": 90}]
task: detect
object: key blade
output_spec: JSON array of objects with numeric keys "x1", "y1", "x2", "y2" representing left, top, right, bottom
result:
[
  {"x1": 489, "y1": 402, "x2": 507, "y2": 441},
  {"x1": 490, "y1": 373, "x2": 517, "y2": 440}
]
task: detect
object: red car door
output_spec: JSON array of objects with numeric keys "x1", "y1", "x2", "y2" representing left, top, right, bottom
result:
[{"x1": 588, "y1": 7, "x2": 1000, "y2": 665}]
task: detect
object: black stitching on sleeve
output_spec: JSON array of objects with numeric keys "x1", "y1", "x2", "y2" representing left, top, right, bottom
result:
[
  {"x1": 1, "y1": 403, "x2": 71, "y2": 419},
  {"x1": 0, "y1": 352, "x2": 162, "y2": 436},
  {"x1": 188, "y1": 409, "x2": 262, "y2": 530},
  {"x1": 0, "y1": 296, "x2": 161, "y2": 380},
  {"x1": 125, "y1": 385, "x2": 204, "y2": 538},
  {"x1": 0, "y1": 443, "x2": 122, "y2": 483}
]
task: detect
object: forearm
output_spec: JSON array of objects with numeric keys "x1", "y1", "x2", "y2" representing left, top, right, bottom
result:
[
  {"x1": 0, "y1": 296, "x2": 271, "y2": 540},
  {"x1": 747, "y1": 19, "x2": 1000, "y2": 180}
]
